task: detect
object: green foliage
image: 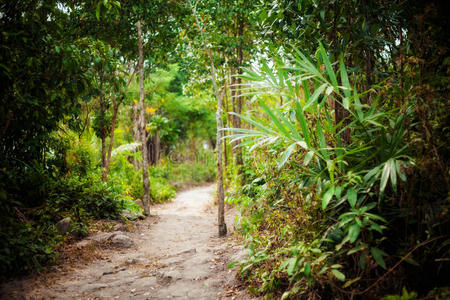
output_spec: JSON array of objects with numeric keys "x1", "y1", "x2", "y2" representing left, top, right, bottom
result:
[
  {"x1": 0, "y1": 160, "x2": 122, "y2": 276},
  {"x1": 382, "y1": 288, "x2": 418, "y2": 300},
  {"x1": 227, "y1": 44, "x2": 449, "y2": 298}
]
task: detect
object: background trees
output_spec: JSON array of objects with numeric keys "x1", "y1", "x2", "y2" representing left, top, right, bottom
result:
[{"x1": 0, "y1": 0, "x2": 215, "y2": 276}]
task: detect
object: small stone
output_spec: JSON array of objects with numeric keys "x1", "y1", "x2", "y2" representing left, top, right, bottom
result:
[
  {"x1": 111, "y1": 234, "x2": 133, "y2": 248},
  {"x1": 75, "y1": 240, "x2": 93, "y2": 248},
  {"x1": 89, "y1": 232, "x2": 114, "y2": 243},
  {"x1": 79, "y1": 283, "x2": 108, "y2": 293},
  {"x1": 113, "y1": 223, "x2": 129, "y2": 232},
  {"x1": 56, "y1": 217, "x2": 72, "y2": 235},
  {"x1": 122, "y1": 210, "x2": 139, "y2": 221},
  {"x1": 125, "y1": 256, "x2": 150, "y2": 265}
]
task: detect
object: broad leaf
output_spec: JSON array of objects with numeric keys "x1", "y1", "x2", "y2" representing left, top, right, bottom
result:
[
  {"x1": 322, "y1": 185, "x2": 335, "y2": 209},
  {"x1": 371, "y1": 247, "x2": 387, "y2": 269}
]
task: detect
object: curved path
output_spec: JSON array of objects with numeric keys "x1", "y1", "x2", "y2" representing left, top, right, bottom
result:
[{"x1": 1, "y1": 185, "x2": 251, "y2": 300}]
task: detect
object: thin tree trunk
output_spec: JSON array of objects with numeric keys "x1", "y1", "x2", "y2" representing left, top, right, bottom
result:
[
  {"x1": 137, "y1": 20, "x2": 150, "y2": 216},
  {"x1": 222, "y1": 77, "x2": 229, "y2": 172},
  {"x1": 235, "y1": 20, "x2": 244, "y2": 168},
  {"x1": 154, "y1": 131, "x2": 160, "y2": 164},
  {"x1": 102, "y1": 98, "x2": 119, "y2": 182},
  {"x1": 99, "y1": 74, "x2": 106, "y2": 169},
  {"x1": 230, "y1": 74, "x2": 237, "y2": 156},
  {"x1": 192, "y1": 4, "x2": 227, "y2": 236},
  {"x1": 101, "y1": 135, "x2": 106, "y2": 168}
]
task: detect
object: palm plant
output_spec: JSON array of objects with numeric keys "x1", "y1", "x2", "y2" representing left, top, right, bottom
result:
[{"x1": 225, "y1": 44, "x2": 413, "y2": 272}]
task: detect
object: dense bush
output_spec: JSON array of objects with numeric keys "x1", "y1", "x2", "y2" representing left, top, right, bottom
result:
[
  {"x1": 0, "y1": 160, "x2": 123, "y2": 277},
  {"x1": 228, "y1": 46, "x2": 449, "y2": 298}
]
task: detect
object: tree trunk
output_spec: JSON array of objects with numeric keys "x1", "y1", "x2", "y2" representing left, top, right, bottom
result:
[
  {"x1": 222, "y1": 78, "x2": 229, "y2": 172},
  {"x1": 235, "y1": 21, "x2": 244, "y2": 169},
  {"x1": 99, "y1": 75, "x2": 106, "y2": 169},
  {"x1": 192, "y1": 7, "x2": 227, "y2": 237},
  {"x1": 137, "y1": 20, "x2": 150, "y2": 216},
  {"x1": 101, "y1": 135, "x2": 106, "y2": 168},
  {"x1": 102, "y1": 99, "x2": 119, "y2": 182}
]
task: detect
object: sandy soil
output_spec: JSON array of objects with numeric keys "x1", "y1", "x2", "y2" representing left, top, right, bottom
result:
[{"x1": 1, "y1": 185, "x2": 253, "y2": 300}]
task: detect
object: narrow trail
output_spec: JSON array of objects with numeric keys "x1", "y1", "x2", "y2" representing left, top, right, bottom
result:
[{"x1": 1, "y1": 185, "x2": 252, "y2": 300}]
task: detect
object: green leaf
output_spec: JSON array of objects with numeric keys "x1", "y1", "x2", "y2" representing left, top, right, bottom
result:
[
  {"x1": 389, "y1": 159, "x2": 397, "y2": 192},
  {"x1": 346, "y1": 187, "x2": 357, "y2": 208},
  {"x1": 304, "y1": 262, "x2": 311, "y2": 276},
  {"x1": 335, "y1": 185, "x2": 342, "y2": 198},
  {"x1": 317, "y1": 120, "x2": 329, "y2": 160},
  {"x1": 96, "y1": 1, "x2": 102, "y2": 20},
  {"x1": 304, "y1": 83, "x2": 327, "y2": 111},
  {"x1": 228, "y1": 261, "x2": 239, "y2": 269},
  {"x1": 348, "y1": 224, "x2": 360, "y2": 243},
  {"x1": 331, "y1": 269, "x2": 346, "y2": 281},
  {"x1": 304, "y1": 150, "x2": 314, "y2": 166},
  {"x1": 259, "y1": 100, "x2": 292, "y2": 139},
  {"x1": 380, "y1": 161, "x2": 391, "y2": 194},
  {"x1": 342, "y1": 276, "x2": 361, "y2": 288},
  {"x1": 371, "y1": 247, "x2": 387, "y2": 269},
  {"x1": 319, "y1": 42, "x2": 338, "y2": 87},
  {"x1": 278, "y1": 143, "x2": 297, "y2": 169},
  {"x1": 287, "y1": 257, "x2": 298, "y2": 276},
  {"x1": 295, "y1": 99, "x2": 311, "y2": 147},
  {"x1": 322, "y1": 185, "x2": 335, "y2": 210},
  {"x1": 347, "y1": 244, "x2": 365, "y2": 255},
  {"x1": 339, "y1": 55, "x2": 351, "y2": 99}
]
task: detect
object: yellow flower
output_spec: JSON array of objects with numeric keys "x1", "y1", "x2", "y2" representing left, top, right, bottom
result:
[
  {"x1": 133, "y1": 99, "x2": 138, "y2": 104},
  {"x1": 145, "y1": 125, "x2": 151, "y2": 131},
  {"x1": 146, "y1": 107, "x2": 157, "y2": 115},
  {"x1": 125, "y1": 125, "x2": 129, "y2": 132},
  {"x1": 161, "y1": 98, "x2": 165, "y2": 103},
  {"x1": 215, "y1": 104, "x2": 218, "y2": 109}
]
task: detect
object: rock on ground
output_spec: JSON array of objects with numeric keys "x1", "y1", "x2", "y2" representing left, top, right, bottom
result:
[{"x1": 56, "y1": 217, "x2": 72, "y2": 235}]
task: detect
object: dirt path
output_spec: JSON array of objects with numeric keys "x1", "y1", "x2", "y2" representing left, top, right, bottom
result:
[{"x1": 1, "y1": 185, "x2": 251, "y2": 300}]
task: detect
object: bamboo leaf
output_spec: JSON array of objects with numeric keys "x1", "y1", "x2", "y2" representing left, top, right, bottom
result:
[
  {"x1": 229, "y1": 112, "x2": 277, "y2": 135},
  {"x1": 317, "y1": 120, "x2": 329, "y2": 160},
  {"x1": 389, "y1": 159, "x2": 397, "y2": 192},
  {"x1": 319, "y1": 42, "x2": 338, "y2": 87},
  {"x1": 259, "y1": 100, "x2": 292, "y2": 139},
  {"x1": 295, "y1": 99, "x2": 311, "y2": 147},
  {"x1": 339, "y1": 55, "x2": 351, "y2": 99},
  {"x1": 304, "y1": 150, "x2": 314, "y2": 166},
  {"x1": 304, "y1": 83, "x2": 327, "y2": 111},
  {"x1": 380, "y1": 160, "x2": 391, "y2": 194},
  {"x1": 278, "y1": 143, "x2": 297, "y2": 169}
]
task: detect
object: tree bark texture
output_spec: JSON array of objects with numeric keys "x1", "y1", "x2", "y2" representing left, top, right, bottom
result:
[
  {"x1": 102, "y1": 98, "x2": 119, "y2": 182},
  {"x1": 137, "y1": 20, "x2": 150, "y2": 216}
]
